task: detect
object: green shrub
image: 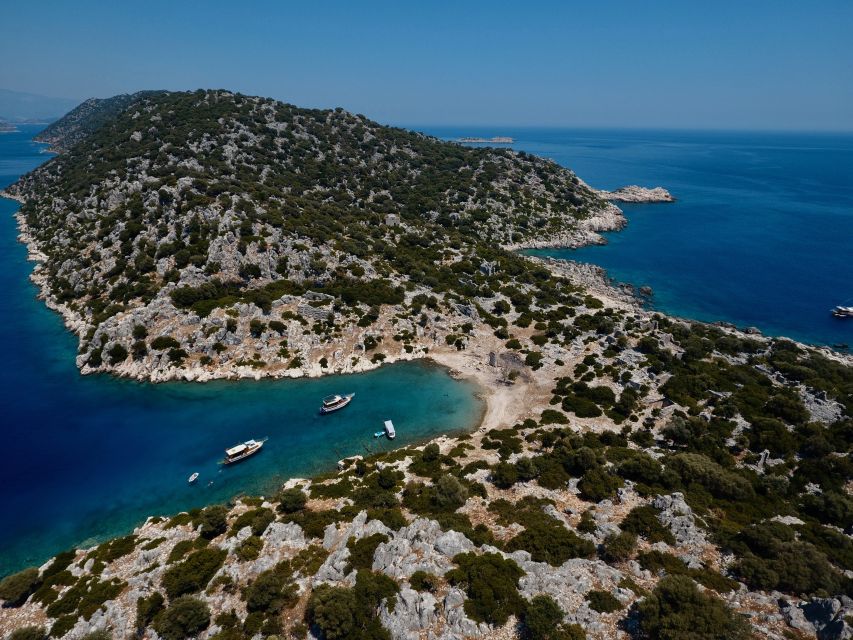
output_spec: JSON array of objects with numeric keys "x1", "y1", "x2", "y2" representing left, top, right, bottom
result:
[
  {"x1": 434, "y1": 474, "x2": 468, "y2": 509},
  {"x1": 636, "y1": 575, "x2": 750, "y2": 640},
  {"x1": 446, "y1": 552, "x2": 525, "y2": 626},
  {"x1": 41, "y1": 551, "x2": 76, "y2": 580},
  {"x1": 45, "y1": 575, "x2": 125, "y2": 620},
  {"x1": 492, "y1": 462, "x2": 519, "y2": 488},
  {"x1": 523, "y1": 594, "x2": 586, "y2": 640},
  {"x1": 278, "y1": 488, "x2": 307, "y2": 513},
  {"x1": 422, "y1": 443, "x2": 440, "y2": 461},
  {"x1": 621, "y1": 505, "x2": 675, "y2": 545},
  {"x1": 525, "y1": 351, "x2": 544, "y2": 370},
  {"x1": 666, "y1": 453, "x2": 753, "y2": 501},
  {"x1": 153, "y1": 596, "x2": 210, "y2": 640},
  {"x1": 8, "y1": 627, "x2": 47, "y2": 640},
  {"x1": 307, "y1": 584, "x2": 357, "y2": 640},
  {"x1": 346, "y1": 533, "x2": 389, "y2": 572},
  {"x1": 577, "y1": 467, "x2": 623, "y2": 502},
  {"x1": 0, "y1": 566, "x2": 41, "y2": 606},
  {"x1": 162, "y1": 547, "x2": 227, "y2": 598},
  {"x1": 244, "y1": 569, "x2": 297, "y2": 613},
  {"x1": 307, "y1": 570, "x2": 397, "y2": 640},
  {"x1": 89, "y1": 534, "x2": 137, "y2": 563},
  {"x1": 197, "y1": 505, "x2": 228, "y2": 539},
  {"x1": 506, "y1": 516, "x2": 595, "y2": 566},
  {"x1": 136, "y1": 591, "x2": 165, "y2": 631},
  {"x1": 107, "y1": 343, "x2": 128, "y2": 364},
  {"x1": 49, "y1": 616, "x2": 77, "y2": 639},
  {"x1": 540, "y1": 409, "x2": 568, "y2": 425},
  {"x1": 151, "y1": 335, "x2": 180, "y2": 350},
  {"x1": 601, "y1": 531, "x2": 637, "y2": 563},
  {"x1": 409, "y1": 570, "x2": 439, "y2": 592},
  {"x1": 236, "y1": 535, "x2": 264, "y2": 561},
  {"x1": 229, "y1": 507, "x2": 275, "y2": 537},
  {"x1": 586, "y1": 589, "x2": 622, "y2": 613}
]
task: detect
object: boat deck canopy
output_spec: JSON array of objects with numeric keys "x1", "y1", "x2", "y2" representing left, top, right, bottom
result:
[
  {"x1": 226, "y1": 443, "x2": 248, "y2": 456},
  {"x1": 384, "y1": 420, "x2": 396, "y2": 437},
  {"x1": 323, "y1": 395, "x2": 342, "y2": 404}
]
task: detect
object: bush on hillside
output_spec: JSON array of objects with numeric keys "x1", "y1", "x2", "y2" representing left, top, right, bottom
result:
[
  {"x1": 7, "y1": 627, "x2": 47, "y2": 640},
  {"x1": 446, "y1": 552, "x2": 525, "y2": 625},
  {"x1": 0, "y1": 567, "x2": 41, "y2": 607},
  {"x1": 636, "y1": 575, "x2": 750, "y2": 639},
  {"x1": 244, "y1": 568, "x2": 298, "y2": 613},
  {"x1": 620, "y1": 505, "x2": 675, "y2": 545},
  {"x1": 162, "y1": 547, "x2": 227, "y2": 599},
  {"x1": 523, "y1": 594, "x2": 586, "y2": 640},
  {"x1": 197, "y1": 505, "x2": 228, "y2": 539},
  {"x1": 307, "y1": 570, "x2": 397, "y2": 640},
  {"x1": 278, "y1": 487, "x2": 308, "y2": 513},
  {"x1": 152, "y1": 596, "x2": 210, "y2": 640}
]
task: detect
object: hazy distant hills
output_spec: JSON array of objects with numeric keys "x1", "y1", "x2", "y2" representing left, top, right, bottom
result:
[{"x1": 0, "y1": 88, "x2": 79, "y2": 123}]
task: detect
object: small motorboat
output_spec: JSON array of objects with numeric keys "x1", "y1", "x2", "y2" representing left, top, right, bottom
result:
[
  {"x1": 374, "y1": 420, "x2": 397, "y2": 440},
  {"x1": 221, "y1": 438, "x2": 267, "y2": 465},
  {"x1": 832, "y1": 305, "x2": 853, "y2": 318},
  {"x1": 188, "y1": 472, "x2": 199, "y2": 484},
  {"x1": 320, "y1": 393, "x2": 355, "y2": 414}
]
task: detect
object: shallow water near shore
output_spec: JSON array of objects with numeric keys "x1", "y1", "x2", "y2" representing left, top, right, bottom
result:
[
  {"x1": 426, "y1": 127, "x2": 853, "y2": 349},
  {"x1": 0, "y1": 126, "x2": 484, "y2": 576}
]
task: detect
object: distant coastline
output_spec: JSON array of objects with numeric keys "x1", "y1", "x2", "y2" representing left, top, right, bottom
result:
[{"x1": 456, "y1": 135, "x2": 514, "y2": 144}]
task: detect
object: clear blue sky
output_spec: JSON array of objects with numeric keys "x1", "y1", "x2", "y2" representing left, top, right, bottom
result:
[{"x1": 2, "y1": 0, "x2": 852, "y2": 129}]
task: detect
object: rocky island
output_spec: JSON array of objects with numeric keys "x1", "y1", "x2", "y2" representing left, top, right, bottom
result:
[
  {"x1": 1, "y1": 90, "x2": 852, "y2": 640},
  {"x1": 594, "y1": 186, "x2": 674, "y2": 203}
]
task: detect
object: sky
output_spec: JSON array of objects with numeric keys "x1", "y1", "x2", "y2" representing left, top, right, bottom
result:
[{"x1": 1, "y1": 0, "x2": 852, "y2": 130}]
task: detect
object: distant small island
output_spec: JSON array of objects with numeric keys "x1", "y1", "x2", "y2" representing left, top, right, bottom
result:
[
  {"x1": 0, "y1": 120, "x2": 17, "y2": 133},
  {"x1": 457, "y1": 136, "x2": 514, "y2": 144}
]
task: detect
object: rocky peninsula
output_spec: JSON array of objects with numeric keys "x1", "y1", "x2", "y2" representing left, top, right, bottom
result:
[{"x1": 1, "y1": 91, "x2": 852, "y2": 640}]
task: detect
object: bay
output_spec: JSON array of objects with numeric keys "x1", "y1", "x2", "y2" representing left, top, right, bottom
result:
[{"x1": 0, "y1": 126, "x2": 483, "y2": 576}]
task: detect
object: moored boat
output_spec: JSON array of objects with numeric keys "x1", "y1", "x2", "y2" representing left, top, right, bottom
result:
[
  {"x1": 832, "y1": 306, "x2": 853, "y2": 318},
  {"x1": 320, "y1": 393, "x2": 355, "y2": 414},
  {"x1": 221, "y1": 438, "x2": 266, "y2": 465},
  {"x1": 374, "y1": 420, "x2": 397, "y2": 439},
  {"x1": 188, "y1": 472, "x2": 199, "y2": 484}
]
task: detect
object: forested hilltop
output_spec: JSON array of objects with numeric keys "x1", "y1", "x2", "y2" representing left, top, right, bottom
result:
[
  {"x1": 6, "y1": 89, "x2": 620, "y2": 381},
  {"x1": 1, "y1": 90, "x2": 852, "y2": 640}
]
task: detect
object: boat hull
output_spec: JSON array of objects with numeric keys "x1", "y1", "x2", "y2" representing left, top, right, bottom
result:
[{"x1": 320, "y1": 394, "x2": 354, "y2": 414}]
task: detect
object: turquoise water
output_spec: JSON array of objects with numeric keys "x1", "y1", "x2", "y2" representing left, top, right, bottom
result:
[
  {"x1": 0, "y1": 126, "x2": 484, "y2": 577},
  {"x1": 424, "y1": 127, "x2": 853, "y2": 348}
]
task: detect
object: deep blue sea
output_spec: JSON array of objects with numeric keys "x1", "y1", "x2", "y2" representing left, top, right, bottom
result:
[
  {"x1": 0, "y1": 126, "x2": 484, "y2": 577},
  {"x1": 424, "y1": 127, "x2": 853, "y2": 349}
]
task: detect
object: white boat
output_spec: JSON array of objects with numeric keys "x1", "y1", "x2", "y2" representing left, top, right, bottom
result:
[
  {"x1": 221, "y1": 438, "x2": 267, "y2": 465},
  {"x1": 832, "y1": 306, "x2": 853, "y2": 318},
  {"x1": 320, "y1": 393, "x2": 355, "y2": 414},
  {"x1": 188, "y1": 472, "x2": 199, "y2": 484},
  {"x1": 373, "y1": 420, "x2": 397, "y2": 439}
]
